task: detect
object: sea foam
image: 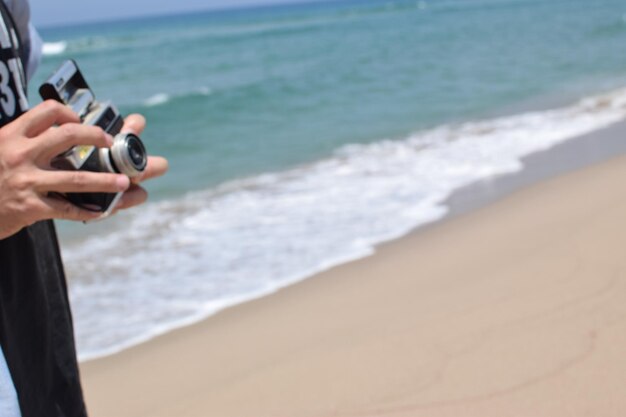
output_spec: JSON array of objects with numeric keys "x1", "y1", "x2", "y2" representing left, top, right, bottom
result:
[
  {"x1": 142, "y1": 87, "x2": 212, "y2": 108},
  {"x1": 42, "y1": 41, "x2": 67, "y2": 56},
  {"x1": 143, "y1": 93, "x2": 170, "y2": 107},
  {"x1": 64, "y1": 87, "x2": 626, "y2": 361}
]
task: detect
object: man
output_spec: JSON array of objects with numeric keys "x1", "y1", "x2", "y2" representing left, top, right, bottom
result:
[{"x1": 0, "y1": 1, "x2": 168, "y2": 415}]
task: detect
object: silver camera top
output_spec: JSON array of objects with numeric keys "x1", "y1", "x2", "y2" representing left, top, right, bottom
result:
[
  {"x1": 40, "y1": 60, "x2": 94, "y2": 115},
  {"x1": 39, "y1": 59, "x2": 124, "y2": 135}
]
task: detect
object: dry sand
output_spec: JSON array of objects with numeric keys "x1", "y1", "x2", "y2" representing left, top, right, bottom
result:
[{"x1": 81, "y1": 146, "x2": 626, "y2": 416}]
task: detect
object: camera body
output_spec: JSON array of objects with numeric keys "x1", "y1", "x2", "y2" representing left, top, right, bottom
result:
[{"x1": 39, "y1": 60, "x2": 147, "y2": 218}]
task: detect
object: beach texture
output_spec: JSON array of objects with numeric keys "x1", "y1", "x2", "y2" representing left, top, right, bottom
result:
[
  {"x1": 81, "y1": 133, "x2": 626, "y2": 416},
  {"x1": 43, "y1": 0, "x2": 626, "y2": 361}
]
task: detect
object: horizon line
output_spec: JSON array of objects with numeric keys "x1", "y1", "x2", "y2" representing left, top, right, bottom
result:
[{"x1": 33, "y1": 0, "x2": 345, "y2": 30}]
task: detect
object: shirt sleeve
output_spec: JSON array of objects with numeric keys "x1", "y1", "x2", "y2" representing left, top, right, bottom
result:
[
  {"x1": 26, "y1": 22, "x2": 42, "y2": 80},
  {"x1": 2, "y1": 0, "x2": 42, "y2": 80}
]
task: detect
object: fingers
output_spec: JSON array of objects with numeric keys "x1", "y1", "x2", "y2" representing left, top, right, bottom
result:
[
  {"x1": 39, "y1": 195, "x2": 103, "y2": 222},
  {"x1": 115, "y1": 184, "x2": 148, "y2": 211},
  {"x1": 34, "y1": 124, "x2": 113, "y2": 163},
  {"x1": 19, "y1": 100, "x2": 80, "y2": 137},
  {"x1": 26, "y1": 109, "x2": 157, "y2": 217},
  {"x1": 132, "y1": 155, "x2": 168, "y2": 183},
  {"x1": 121, "y1": 114, "x2": 146, "y2": 136},
  {"x1": 35, "y1": 170, "x2": 130, "y2": 194},
  {"x1": 40, "y1": 183, "x2": 147, "y2": 221}
]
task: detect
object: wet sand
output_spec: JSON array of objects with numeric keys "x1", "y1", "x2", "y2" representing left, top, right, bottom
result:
[{"x1": 81, "y1": 123, "x2": 626, "y2": 417}]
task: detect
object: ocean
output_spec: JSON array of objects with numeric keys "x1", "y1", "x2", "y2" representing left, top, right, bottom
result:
[{"x1": 32, "y1": 0, "x2": 626, "y2": 361}]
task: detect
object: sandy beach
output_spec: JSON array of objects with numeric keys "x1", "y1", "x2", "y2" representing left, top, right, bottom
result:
[{"x1": 81, "y1": 123, "x2": 626, "y2": 417}]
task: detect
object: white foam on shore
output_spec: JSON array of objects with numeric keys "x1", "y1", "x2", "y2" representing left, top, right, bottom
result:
[{"x1": 64, "y1": 87, "x2": 626, "y2": 362}]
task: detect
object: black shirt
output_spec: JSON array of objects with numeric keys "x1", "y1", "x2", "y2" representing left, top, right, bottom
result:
[{"x1": 0, "y1": 3, "x2": 88, "y2": 416}]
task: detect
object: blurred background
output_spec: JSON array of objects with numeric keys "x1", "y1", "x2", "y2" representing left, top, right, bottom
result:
[{"x1": 25, "y1": 0, "x2": 626, "y2": 360}]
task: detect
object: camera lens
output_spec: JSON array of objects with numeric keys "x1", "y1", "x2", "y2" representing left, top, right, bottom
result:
[
  {"x1": 127, "y1": 136, "x2": 147, "y2": 169},
  {"x1": 109, "y1": 133, "x2": 148, "y2": 178}
]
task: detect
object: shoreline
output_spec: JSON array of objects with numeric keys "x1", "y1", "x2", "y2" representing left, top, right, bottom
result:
[
  {"x1": 74, "y1": 118, "x2": 626, "y2": 364},
  {"x1": 64, "y1": 82, "x2": 626, "y2": 362},
  {"x1": 445, "y1": 120, "x2": 626, "y2": 217},
  {"x1": 81, "y1": 120, "x2": 626, "y2": 416}
]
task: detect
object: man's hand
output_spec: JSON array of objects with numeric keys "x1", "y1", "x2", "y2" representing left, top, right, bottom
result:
[
  {"x1": 114, "y1": 113, "x2": 169, "y2": 211},
  {"x1": 0, "y1": 100, "x2": 132, "y2": 239}
]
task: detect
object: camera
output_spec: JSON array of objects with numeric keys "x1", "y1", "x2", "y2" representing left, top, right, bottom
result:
[{"x1": 39, "y1": 60, "x2": 147, "y2": 218}]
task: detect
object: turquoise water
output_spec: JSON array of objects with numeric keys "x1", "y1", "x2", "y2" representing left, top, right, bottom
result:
[
  {"x1": 32, "y1": 0, "x2": 626, "y2": 359},
  {"x1": 35, "y1": 0, "x2": 626, "y2": 197}
]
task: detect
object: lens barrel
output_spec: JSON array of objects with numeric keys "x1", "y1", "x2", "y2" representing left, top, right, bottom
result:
[{"x1": 109, "y1": 133, "x2": 148, "y2": 177}]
